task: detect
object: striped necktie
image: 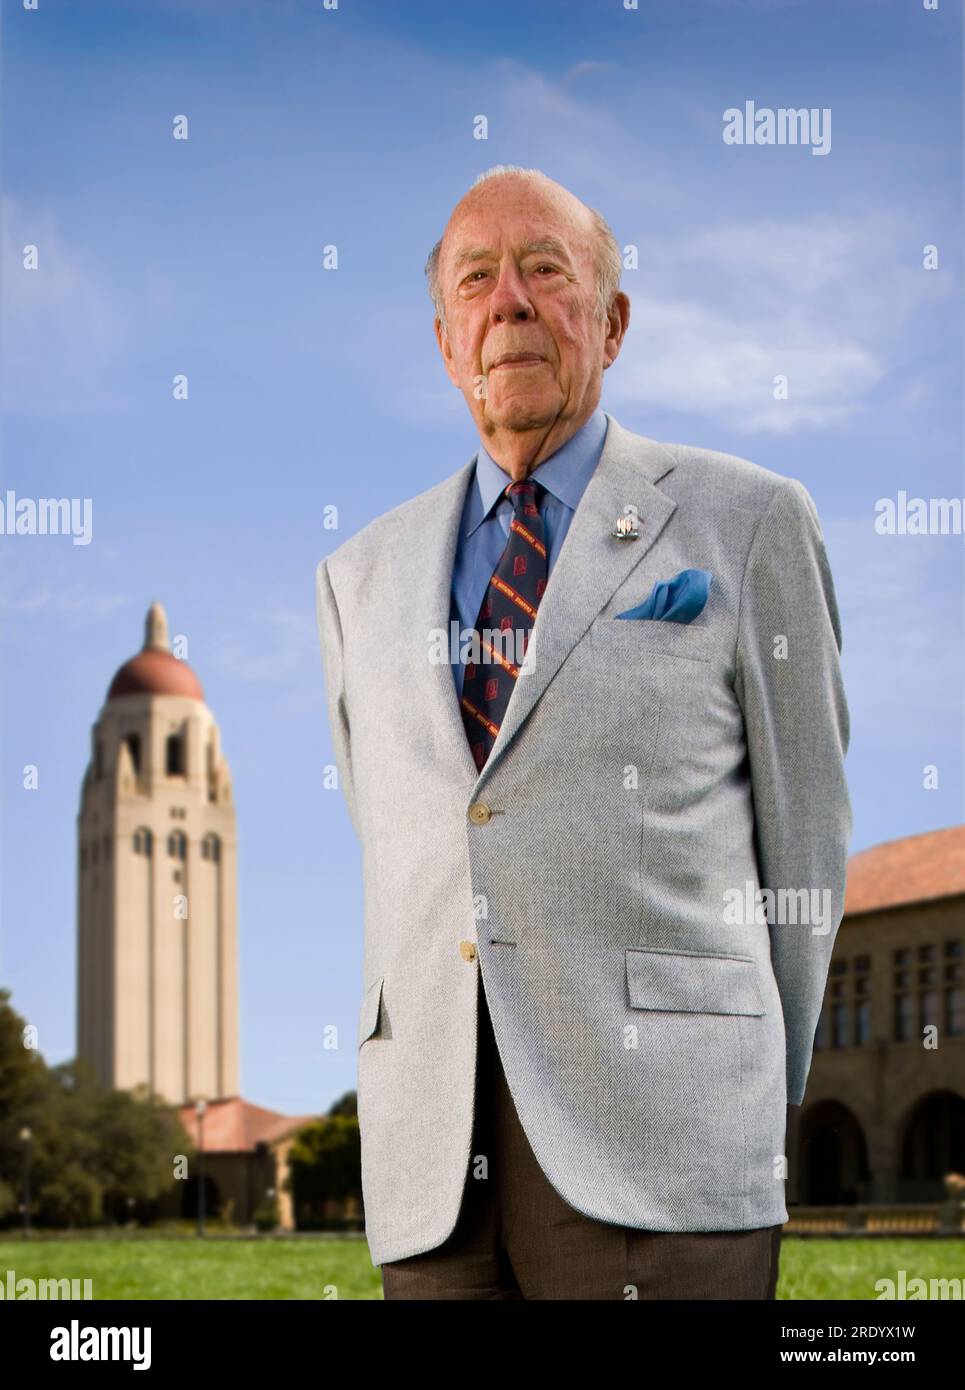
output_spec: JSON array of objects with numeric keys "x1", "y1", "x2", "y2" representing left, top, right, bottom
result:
[{"x1": 460, "y1": 478, "x2": 548, "y2": 771}]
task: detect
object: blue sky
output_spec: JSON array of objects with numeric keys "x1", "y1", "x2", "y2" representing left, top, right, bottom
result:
[{"x1": 1, "y1": 0, "x2": 962, "y2": 1115}]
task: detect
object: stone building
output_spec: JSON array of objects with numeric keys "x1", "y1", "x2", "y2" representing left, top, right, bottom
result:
[
  {"x1": 76, "y1": 603, "x2": 323, "y2": 1228},
  {"x1": 789, "y1": 825, "x2": 965, "y2": 1208},
  {"x1": 77, "y1": 600, "x2": 238, "y2": 1103}
]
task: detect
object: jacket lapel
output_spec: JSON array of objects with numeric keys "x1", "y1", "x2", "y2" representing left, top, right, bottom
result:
[{"x1": 407, "y1": 413, "x2": 679, "y2": 795}]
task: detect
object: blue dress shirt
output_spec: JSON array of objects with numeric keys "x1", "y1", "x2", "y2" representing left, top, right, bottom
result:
[{"x1": 449, "y1": 407, "x2": 609, "y2": 700}]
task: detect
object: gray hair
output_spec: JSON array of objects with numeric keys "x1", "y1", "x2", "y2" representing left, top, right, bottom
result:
[{"x1": 424, "y1": 165, "x2": 622, "y2": 333}]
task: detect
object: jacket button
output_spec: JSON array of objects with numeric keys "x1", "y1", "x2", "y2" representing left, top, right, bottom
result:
[
  {"x1": 468, "y1": 802, "x2": 492, "y2": 824},
  {"x1": 459, "y1": 941, "x2": 477, "y2": 962}
]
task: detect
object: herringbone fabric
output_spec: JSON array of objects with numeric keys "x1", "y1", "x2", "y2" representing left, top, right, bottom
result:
[
  {"x1": 315, "y1": 412, "x2": 853, "y2": 1268},
  {"x1": 380, "y1": 974, "x2": 784, "y2": 1299},
  {"x1": 460, "y1": 480, "x2": 548, "y2": 770}
]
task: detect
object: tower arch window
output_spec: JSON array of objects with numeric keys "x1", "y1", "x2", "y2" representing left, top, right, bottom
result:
[
  {"x1": 167, "y1": 830, "x2": 187, "y2": 860},
  {"x1": 201, "y1": 833, "x2": 221, "y2": 864},
  {"x1": 133, "y1": 827, "x2": 153, "y2": 856},
  {"x1": 166, "y1": 733, "x2": 186, "y2": 776},
  {"x1": 124, "y1": 733, "x2": 142, "y2": 774}
]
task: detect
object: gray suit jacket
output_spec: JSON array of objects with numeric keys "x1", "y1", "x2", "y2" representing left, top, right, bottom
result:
[{"x1": 315, "y1": 412, "x2": 852, "y2": 1267}]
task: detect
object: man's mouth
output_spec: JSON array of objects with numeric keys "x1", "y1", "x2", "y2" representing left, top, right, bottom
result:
[{"x1": 489, "y1": 353, "x2": 547, "y2": 370}]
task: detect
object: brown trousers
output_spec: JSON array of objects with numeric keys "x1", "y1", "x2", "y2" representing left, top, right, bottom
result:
[{"x1": 381, "y1": 975, "x2": 783, "y2": 1300}]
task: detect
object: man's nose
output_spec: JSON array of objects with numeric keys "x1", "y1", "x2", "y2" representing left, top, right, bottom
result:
[{"x1": 489, "y1": 267, "x2": 536, "y2": 324}]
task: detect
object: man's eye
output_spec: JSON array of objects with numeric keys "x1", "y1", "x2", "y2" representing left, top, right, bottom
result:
[
  {"x1": 463, "y1": 270, "x2": 487, "y2": 285},
  {"x1": 534, "y1": 264, "x2": 557, "y2": 274}
]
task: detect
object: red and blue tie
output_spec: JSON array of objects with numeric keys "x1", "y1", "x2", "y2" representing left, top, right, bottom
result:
[{"x1": 460, "y1": 479, "x2": 548, "y2": 771}]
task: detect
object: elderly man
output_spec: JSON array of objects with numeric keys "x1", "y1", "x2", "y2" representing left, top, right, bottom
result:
[{"x1": 315, "y1": 165, "x2": 852, "y2": 1300}]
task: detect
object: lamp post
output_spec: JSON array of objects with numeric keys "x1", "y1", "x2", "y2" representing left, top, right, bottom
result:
[
  {"x1": 19, "y1": 1127, "x2": 31, "y2": 1240},
  {"x1": 195, "y1": 1099, "x2": 207, "y2": 1237}
]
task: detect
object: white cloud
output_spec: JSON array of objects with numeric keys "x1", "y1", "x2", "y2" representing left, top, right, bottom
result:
[
  {"x1": 607, "y1": 210, "x2": 944, "y2": 433},
  {"x1": 562, "y1": 61, "x2": 619, "y2": 84},
  {"x1": 0, "y1": 198, "x2": 140, "y2": 416},
  {"x1": 609, "y1": 288, "x2": 882, "y2": 433},
  {"x1": 823, "y1": 515, "x2": 964, "y2": 737}
]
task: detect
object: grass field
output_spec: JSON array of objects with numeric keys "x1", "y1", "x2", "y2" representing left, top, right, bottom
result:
[{"x1": 2, "y1": 1235, "x2": 964, "y2": 1299}]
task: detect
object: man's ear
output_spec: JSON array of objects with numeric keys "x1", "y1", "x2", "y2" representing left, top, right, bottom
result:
[
  {"x1": 602, "y1": 292, "x2": 631, "y2": 370},
  {"x1": 434, "y1": 317, "x2": 462, "y2": 389}
]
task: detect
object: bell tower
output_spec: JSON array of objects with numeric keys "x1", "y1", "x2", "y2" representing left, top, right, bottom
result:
[{"x1": 76, "y1": 602, "x2": 239, "y2": 1104}]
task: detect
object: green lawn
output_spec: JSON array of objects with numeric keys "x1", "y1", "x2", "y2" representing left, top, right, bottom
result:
[
  {"x1": 1, "y1": 1236, "x2": 962, "y2": 1300},
  {"x1": 0, "y1": 1235, "x2": 382, "y2": 1301}
]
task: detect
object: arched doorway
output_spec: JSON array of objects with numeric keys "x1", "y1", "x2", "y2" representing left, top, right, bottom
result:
[
  {"x1": 898, "y1": 1090, "x2": 965, "y2": 1202},
  {"x1": 799, "y1": 1100, "x2": 870, "y2": 1204},
  {"x1": 182, "y1": 1174, "x2": 221, "y2": 1222}
]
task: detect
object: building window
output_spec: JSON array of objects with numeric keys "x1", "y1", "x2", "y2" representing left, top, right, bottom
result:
[
  {"x1": 167, "y1": 830, "x2": 187, "y2": 860},
  {"x1": 891, "y1": 943, "x2": 965, "y2": 1041},
  {"x1": 80, "y1": 845, "x2": 87, "y2": 869},
  {"x1": 166, "y1": 734, "x2": 186, "y2": 776},
  {"x1": 892, "y1": 946, "x2": 947, "y2": 1043},
  {"x1": 125, "y1": 733, "x2": 142, "y2": 774},
  {"x1": 95, "y1": 739, "x2": 104, "y2": 780},
  {"x1": 855, "y1": 1000, "x2": 871, "y2": 1045},
  {"x1": 201, "y1": 833, "x2": 221, "y2": 864},
  {"x1": 827, "y1": 952, "x2": 872, "y2": 1047},
  {"x1": 133, "y1": 828, "x2": 153, "y2": 856},
  {"x1": 102, "y1": 836, "x2": 111, "y2": 862}
]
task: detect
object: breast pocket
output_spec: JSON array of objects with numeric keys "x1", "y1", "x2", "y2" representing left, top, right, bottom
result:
[{"x1": 590, "y1": 616, "x2": 715, "y2": 663}]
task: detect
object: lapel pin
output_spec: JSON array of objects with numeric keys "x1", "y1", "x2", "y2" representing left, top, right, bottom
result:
[{"x1": 611, "y1": 513, "x2": 639, "y2": 541}]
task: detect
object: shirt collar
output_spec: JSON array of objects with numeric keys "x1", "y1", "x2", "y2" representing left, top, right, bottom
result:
[{"x1": 463, "y1": 406, "x2": 609, "y2": 540}]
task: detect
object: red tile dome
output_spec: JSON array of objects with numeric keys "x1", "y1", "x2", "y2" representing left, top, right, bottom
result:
[{"x1": 107, "y1": 603, "x2": 204, "y2": 702}]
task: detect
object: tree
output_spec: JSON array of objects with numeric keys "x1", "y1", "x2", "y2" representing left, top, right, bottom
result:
[
  {"x1": 287, "y1": 1114, "x2": 362, "y2": 1227},
  {"x1": 0, "y1": 989, "x2": 193, "y2": 1227}
]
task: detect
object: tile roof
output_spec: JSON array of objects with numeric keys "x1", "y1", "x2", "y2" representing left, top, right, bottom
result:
[
  {"x1": 844, "y1": 825, "x2": 965, "y2": 918},
  {"x1": 176, "y1": 1096, "x2": 320, "y2": 1153}
]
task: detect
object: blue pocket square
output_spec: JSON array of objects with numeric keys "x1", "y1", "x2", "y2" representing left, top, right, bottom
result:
[{"x1": 615, "y1": 568, "x2": 712, "y2": 624}]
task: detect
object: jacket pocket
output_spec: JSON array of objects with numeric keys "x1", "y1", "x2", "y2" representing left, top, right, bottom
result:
[
  {"x1": 591, "y1": 616, "x2": 715, "y2": 663},
  {"x1": 625, "y1": 947, "x2": 765, "y2": 1016},
  {"x1": 358, "y1": 975, "x2": 384, "y2": 1048}
]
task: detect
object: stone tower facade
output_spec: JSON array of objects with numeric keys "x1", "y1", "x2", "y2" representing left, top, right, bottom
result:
[{"x1": 76, "y1": 602, "x2": 238, "y2": 1105}]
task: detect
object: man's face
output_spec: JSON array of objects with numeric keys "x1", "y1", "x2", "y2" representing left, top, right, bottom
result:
[{"x1": 434, "y1": 177, "x2": 625, "y2": 442}]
